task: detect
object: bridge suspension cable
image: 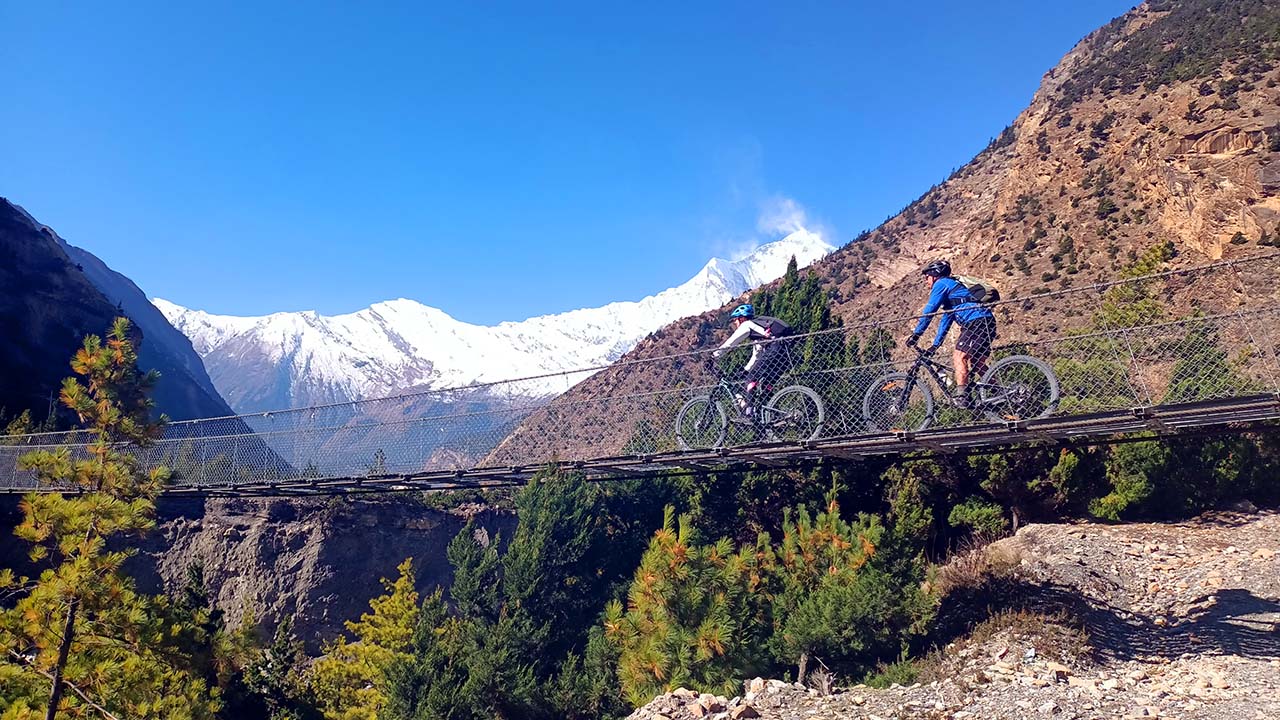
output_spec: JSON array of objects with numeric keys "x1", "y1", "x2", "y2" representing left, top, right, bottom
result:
[{"x1": 3, "y1": 252, "x2": 1278, "y2": 495}]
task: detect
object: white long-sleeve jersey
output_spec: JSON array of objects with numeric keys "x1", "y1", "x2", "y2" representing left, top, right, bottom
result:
[{"x1": 716, "y1": 319, "x2": 772, "y2": 371}]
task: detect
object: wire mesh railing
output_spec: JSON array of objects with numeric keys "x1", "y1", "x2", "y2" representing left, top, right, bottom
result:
[{"x1": 2, "y1": 253, "x2": 1279, "y2": 492}]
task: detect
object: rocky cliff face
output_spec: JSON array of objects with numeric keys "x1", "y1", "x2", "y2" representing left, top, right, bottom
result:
[
  {"x1": 130, "y1": 497, "x2": 514, "y2": 652},
  {"x1": 491, "y1": 0, "x2": 1280, "y2": 461},
  {"x1": 0, "y1": 199, "x2": 122, "y2": 421},
  {"x1": 0, "y1": 198, "x2": 234, "y2": 422}
]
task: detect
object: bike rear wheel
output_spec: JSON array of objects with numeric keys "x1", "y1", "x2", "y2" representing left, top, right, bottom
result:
[
  {"x1": 863, "y1": 372, "x2": 934, "y2": 432},
  {"x1": 763, "y1": 385, "x2": 825, "y2": 442},
  {"x1": 675, "y1": 396, "x2": 728, "y2": 450},
  {"x1": 978, "y1": 355, "x2": 1060, "y2": 422}
]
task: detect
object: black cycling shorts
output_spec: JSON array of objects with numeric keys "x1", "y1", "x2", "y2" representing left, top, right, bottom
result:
[
  {"x1": 956, "y1": 316, "x2": 996, "y2": 357},
  {"x1": 745, "y1": 339, "x2": 792, "y2": 389}
]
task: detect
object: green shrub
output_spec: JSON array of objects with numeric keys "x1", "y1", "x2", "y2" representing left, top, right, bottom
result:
[
  {"x1": 947, "y1": 497, "x2": 1009, "y2": 536},
  {"x1": 864, "y1": 653, "x2": 918, "y2": 688},
  {"x1": 1053, "y1": 0, "x2": 1280, "y2": 108},
  {"x1": 1090, "y1": 440, "x2": 1166, "y2": 520}
]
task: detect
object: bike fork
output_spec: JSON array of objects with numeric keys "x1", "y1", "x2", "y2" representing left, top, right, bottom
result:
[{"x1": 894, "y1": 372, "x2": 922, "y2": 414}]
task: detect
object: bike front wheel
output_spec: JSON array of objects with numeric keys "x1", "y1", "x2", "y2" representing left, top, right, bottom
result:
[
  {"x1": 863, "y1": 372, "x2": 934, "y2": 432},
  {"x1": 763, "y1": 385, "x2": 825, "y2": 442},
  {"x1": 675, "y1": 396, "x2": 728, "y2": 450},
  {"x1": 978, "y1": 355, "x2": 1060, "y2": 422}
]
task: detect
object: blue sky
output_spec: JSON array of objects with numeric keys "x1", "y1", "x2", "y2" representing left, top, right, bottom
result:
[{"x1": 1, "y1": 1, "x2": 1132, "y2": 324}]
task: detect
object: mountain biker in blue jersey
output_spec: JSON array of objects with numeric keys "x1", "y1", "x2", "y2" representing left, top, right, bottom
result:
[
  {"x1": 907, "y1": 260, "x2": 996, "y2": 409},
  {"x1": 712, "y1": 304, "x2": 793, "y2": 418}
]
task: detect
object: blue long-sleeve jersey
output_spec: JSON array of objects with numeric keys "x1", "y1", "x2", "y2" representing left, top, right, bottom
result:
[{"x1": 912, "y1": 277, "x2": 994, "y2": 346}]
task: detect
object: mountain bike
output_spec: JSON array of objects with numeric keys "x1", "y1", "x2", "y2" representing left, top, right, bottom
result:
[
  {"x1": 862, "y1": 346, "x2": 1060, "y2": 432},
  {"x1": 675, "y1": 359, "x2": 826, "y2": 450}
]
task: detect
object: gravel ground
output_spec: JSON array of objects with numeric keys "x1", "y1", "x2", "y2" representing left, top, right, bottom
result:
[{"x1": 629, "y1": 511, "x2": 1280, "y2": 720}]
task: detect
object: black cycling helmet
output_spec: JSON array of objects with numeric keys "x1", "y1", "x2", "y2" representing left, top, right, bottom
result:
[{"x1": 922, "y1": 259, "x2": 952, "y2": 278}]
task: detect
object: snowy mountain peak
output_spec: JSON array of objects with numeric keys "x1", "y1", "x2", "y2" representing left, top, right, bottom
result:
[{"x1": 158, "y1": 230, "x2": 835, "y2": 412}]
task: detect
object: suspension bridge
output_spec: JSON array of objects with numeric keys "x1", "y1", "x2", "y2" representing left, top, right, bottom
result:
[{"x1": 3, "y1": 253, "x2": 1279, "y2": 496}]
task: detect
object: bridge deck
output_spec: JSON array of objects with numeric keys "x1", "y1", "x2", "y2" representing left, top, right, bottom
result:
[{"x1": 11, "y1": 392, "x2": 1260, "y2": 498}]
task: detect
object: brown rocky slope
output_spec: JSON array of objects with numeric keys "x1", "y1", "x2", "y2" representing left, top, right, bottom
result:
[{"x1": 490, "y1": 0, "x2": 1280, "y2": 463}]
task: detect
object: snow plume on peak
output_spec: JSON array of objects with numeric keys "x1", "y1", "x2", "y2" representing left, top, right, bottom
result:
[
  {"x1": 713, "y1": 196, "x2": 831, "y2": 267},
  {"x1": 157, "y1": 231, "x2": 836, "y2": 412},
  {"x1": 756, "y1": 196, "x2": 813, "y2": 239}
]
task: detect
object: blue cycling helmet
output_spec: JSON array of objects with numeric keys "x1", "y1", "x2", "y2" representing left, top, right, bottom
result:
[{"x1": 729, "y1": 303, "x2": 755, "y2": 320}]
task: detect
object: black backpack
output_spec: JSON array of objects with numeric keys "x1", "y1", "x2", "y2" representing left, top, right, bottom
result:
[{"x1": 753, "y1": 315, "x2": 793, "y2": 338}]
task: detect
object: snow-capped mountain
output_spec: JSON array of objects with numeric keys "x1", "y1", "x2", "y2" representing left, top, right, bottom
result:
[{"x1": 156, "y1": 229, "x2": 834, "y2": 413}]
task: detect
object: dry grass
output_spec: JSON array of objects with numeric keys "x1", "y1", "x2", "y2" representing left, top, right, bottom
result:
[
  {"x1": 933, "y1": 534, "x2": 1023, "y2": 597},
  {"x1": 968, "y1": 609, "x2": 1090, "y2": 659},
  {"x1": 809, "y1": 667, "x2": 836, "y2": 696},
  {"x1": 914, "y1": 609, "x2": 1093, "y2": 684}
]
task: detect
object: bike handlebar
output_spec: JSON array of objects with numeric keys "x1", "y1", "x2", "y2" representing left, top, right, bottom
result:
[{"x1": 704, "y1": 356, "x2": 742, "y2": 381}]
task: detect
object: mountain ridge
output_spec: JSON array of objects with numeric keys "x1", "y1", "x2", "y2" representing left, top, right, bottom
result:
[{"x1": 157, "y1": 230, "x2": 833, "y2": 412}]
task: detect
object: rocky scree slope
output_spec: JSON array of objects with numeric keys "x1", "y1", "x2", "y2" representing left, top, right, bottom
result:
[
  {"x1": 492, "y1": 0, "x2": 1280, "y2": 461},
  {"x1": 157, "y1": 230, "x2": 833, "y2": 413},
  {"x1": 630, "y1": 510, "x2": 1280, "y2": 720},
  {"x1": 0, "y1": 198, "x2": 232, "y2": 422}
]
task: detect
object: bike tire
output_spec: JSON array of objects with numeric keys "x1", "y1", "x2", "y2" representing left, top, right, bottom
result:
[
  {"x1": 675, "y1": 396, "x2": 728, "y2": 450},
  {"x1": 978, "y1": 355, "x2": 1060, "y2": 423},
  {"x1": 862, "y1": 371, "x2": 935, "y2": 432},
  {"x1": 763, "y1": 385, "x2": 826, "y2": 442}
]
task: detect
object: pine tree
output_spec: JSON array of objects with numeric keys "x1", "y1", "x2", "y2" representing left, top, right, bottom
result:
[
  {"x1": 501, "y1": 471, "x2": 611, "y2": 671},
  {"x1": 768, "y1": 489, "x2": 886, "y2": 683},
  {"x1": 764, "y1": 480, "x2": 934, "y2": 684},
  {"x1": 169, "y1": 564, "x2": 269, "y2": 719},
  {"x1": 445, "y1": 524, "x2": 502, "y2": 622},
  {"x1": 0, "y1": 318, "x2": 219, "y2": 720},
  {"x1": 310, "y1": 559, "x2": 419, "y2": 720},
  {"x1": 603, "y1": 507, "x2": 770, "y2": 706},
  {"x1": 3, "y1": 409, "x2": 35, "y2": 436},
  {"x1": 242, "y1": 616, "x2": 319, "y2": 720},
  {"x1": 382, "y1": 469, "x2": 623, "y2": 720}
]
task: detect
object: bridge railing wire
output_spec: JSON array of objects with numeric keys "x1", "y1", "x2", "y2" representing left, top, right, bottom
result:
[{"x1": 2, "y1": 253, "x2": 1279, "y2": 491}]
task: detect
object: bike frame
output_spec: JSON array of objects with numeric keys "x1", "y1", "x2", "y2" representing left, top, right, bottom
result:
[
  {"x1": 901, "y1": 348, "x2": 1028, "y2": 409},
  {"x1": 704, "y1": 370, "x2": 760, "y2": 425},
  {"x1": 901, "y1": 351, "x2": 954, "y2": 398}
]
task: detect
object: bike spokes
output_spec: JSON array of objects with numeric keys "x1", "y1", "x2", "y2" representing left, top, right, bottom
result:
[
  {"x1": 863, "y1": 372, "x2": 933, "y2": 432},
  {"x1": 675, "y1": 396, "x2": 727, "y2": 450},
  {"x1": 764, "y1": 386, "x2": 824, "y2": 442},
  {"x1": 978, "y1": 356, "x2": 1060, "y2": 422}
]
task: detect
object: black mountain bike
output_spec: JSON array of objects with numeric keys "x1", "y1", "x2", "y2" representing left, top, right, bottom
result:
[
  {"x1": 862, "y1": 346, "x2": 1060, "y2": 432},
  {"x1": 675, "y1": 360, "x2": 825, "y2": 450}
]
